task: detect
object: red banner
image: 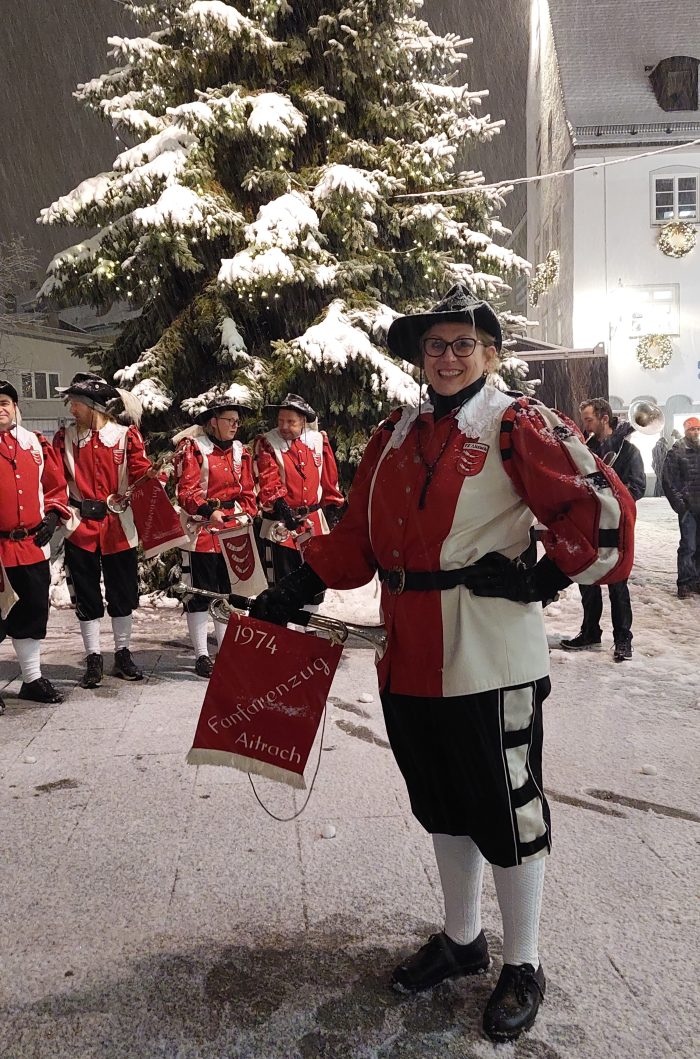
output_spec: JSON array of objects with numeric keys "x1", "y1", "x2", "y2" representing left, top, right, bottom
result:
[
  {"x1": 129, "y1": 478, "x2": 190, "y2": 558},
  {"x1": 187, "y1": 614, "x2": 343, "y2": 788}
]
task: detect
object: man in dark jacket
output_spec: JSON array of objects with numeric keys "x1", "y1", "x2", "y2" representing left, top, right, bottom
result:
[
  {"x1": 561, "y1": 398, "x2": 646, "y2": 661},
  {"x1": 661, "y1": 416, "x2": 700, "y2": 598}
]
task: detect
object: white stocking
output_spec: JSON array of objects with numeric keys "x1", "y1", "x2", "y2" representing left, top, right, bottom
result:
[
  {"x1": 186, "y1": 611, "x2": 209, "y2": 658},
  {"x1": 492, "y1": 858, "x2": 545, "y2": 967},
  {"x1": 213, "y1": 619, "x2": 227, "y2": 649},
  {"x1": 111, "y1": 615, "x2": 132, "y2": 651},
  {"x1": 12, "y1": 638, "x2": 42, "y2": 684},
  {"x1": 79, "y1": 619, "x2": 101, "y2": 656},
  {"x1": 432, "y1": 833, "x2": 485, "y2": 946}
]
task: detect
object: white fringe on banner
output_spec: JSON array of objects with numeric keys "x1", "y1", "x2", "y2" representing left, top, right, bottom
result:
[{"x1": 186, "y1": 747, "x2": 307, "y2": 789}]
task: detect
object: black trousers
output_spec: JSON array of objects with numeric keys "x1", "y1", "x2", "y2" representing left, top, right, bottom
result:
[
  {"x1": 0, "y1": 561, "x2": 50, "y2": 642},
  {"x1": 381, "y1": 678, "x2": 552, "y2": 868},
  {"x1": 579, "y1": 581, "x2": 633, "y2": 644},
  {"x1": 64, "y1": 541, "x2": 139, "y2": 621},
  {"x1": 180, "y1": 550, "x2": 231, "y2": 613}
]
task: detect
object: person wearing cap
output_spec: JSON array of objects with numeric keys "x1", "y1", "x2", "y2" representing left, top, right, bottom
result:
[
  {"x1": 0, "y1": 381, "x2": 71, "y2": 713},
  {"x1": 253, "y1": 394, "x2": 345, "y2": 600},
  {"x1": 661, "y1": 415, "x2": 700, "y2": 598},
  {"x1": 173, "y1": 399, "x2": 257, "y2": 676},
  {"x1": 53, "y1": 373, "x2": 155, "y2": 688},
  {"x1": 249, "y1": 285, "x2": 636, "y2": 1042}
]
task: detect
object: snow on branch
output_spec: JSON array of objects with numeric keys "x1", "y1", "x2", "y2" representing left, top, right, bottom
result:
[
  {"x1": 132, "y1": 184, "x2": 242, "y2": 237},
  {"x1": 288, "y1": 300, "x2": 419, "y2": 406},
  {"x1": 181, "y1": 380, "x2": 255, "y2": 417},
  {"x1": 181, "y1": 1, "x2": 277, "y2": 50},
  {"x1": 247, "y1": 93, "x2": 306, "y2": 140},
  {"x1": 114, "y1": 126, "x2": 198, "y2": 172}
]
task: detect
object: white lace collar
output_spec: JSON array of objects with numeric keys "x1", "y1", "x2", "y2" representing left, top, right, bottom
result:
[
  {"x1": 71, "y1": 420, "x2": 126, "y2": 448},
  {"x1": 456, "y1": 382, "x2": 512, "y2": 440},
  {"x1": 1, "y1": 424, "x2": 39, "y2": 451}
]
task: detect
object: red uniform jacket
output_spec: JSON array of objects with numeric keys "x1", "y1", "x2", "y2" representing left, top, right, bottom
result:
[
  {"x1": 54, "y1": 421, "x2": 152, "y2": 555},
  {"x1": 304, "y1": 386, "x2": 636, "y2": 697},
  {"x1": 0, "y1": 426, "x2": 70, "y2": 567},
  {"x1": 175, "y1": 434, "x2": 257, "y2": 554},
  {"x1": 254, "y1": 428, "x2": 344, "y2": 548}
]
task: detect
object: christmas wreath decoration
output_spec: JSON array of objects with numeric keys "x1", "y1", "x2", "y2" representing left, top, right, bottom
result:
[
  {"x1": 529, "y1": 250, "x2": 559, "y2": 307},
  {"x1": 636, "y1": 333, "x2": 673, "y2": 370},
  {"x1": 657, "y1": 221, "x2": 696, "y2": 258}
]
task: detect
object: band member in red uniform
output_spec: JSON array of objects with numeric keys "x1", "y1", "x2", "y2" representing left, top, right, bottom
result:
[
  {"x1": 54, "y1": 373, "x2": 154, "y2": 689},
  {"x1": 254, "y1": 393, "x2": 344, "y2": 601},
  {"x1": 174, "y1": 399, "x2": 257, "y2": 676},
  {"x1": 0, "y1": 381, "x2": 71, "y2": 712},
  {"x1": 250, "y1": 287, "x2": 636, "y2": 1043}
]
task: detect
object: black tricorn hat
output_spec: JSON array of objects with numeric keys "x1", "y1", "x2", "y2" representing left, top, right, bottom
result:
[
  {"x1": 265, "y1": 393, "x2": 317, "y2": 420},
  {"x1": 55, "y1": 371, "x2": 120, "y2": 410},
  {"x1": 193, "y1": 399, "x2": 252, "y2": 426},
  {"x1": 0, "y1": 379, "x2": 19, "y2": 404},
  {"x1": 387, "y1": 284, "x2": 503, "y2": 363}
]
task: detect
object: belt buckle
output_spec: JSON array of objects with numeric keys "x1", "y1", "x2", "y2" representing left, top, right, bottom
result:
[
  {"x1": 385, "y1": 566, "x2": 405, "y2": 595},
  {"x1": 9, "y1": 528, "x2": 28, "y2": 541}
]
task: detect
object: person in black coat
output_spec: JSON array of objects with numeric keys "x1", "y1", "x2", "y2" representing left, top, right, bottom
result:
[
  {"x1": 662, "y1": 416, "x2": 700, "y2": 598},
  {"x1": 561, "y1": 398, "x2": 646, "y2": 661}
]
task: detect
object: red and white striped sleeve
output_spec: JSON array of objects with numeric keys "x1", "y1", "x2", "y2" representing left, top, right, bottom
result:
[{"x1": 500, "y1": 399, "x2": 636, "y2": 585}]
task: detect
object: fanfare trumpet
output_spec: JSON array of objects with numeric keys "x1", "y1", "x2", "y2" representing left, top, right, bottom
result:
[
  {"x1": 170, "y1": 582, "x2": 387, "y2": 650},
  {"x1": 106, "y1": 456, "x2": 168, "y2": 514}
]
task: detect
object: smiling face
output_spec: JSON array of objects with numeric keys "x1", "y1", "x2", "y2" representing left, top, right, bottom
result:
[
  {"x1": 421, "y1": 321, "x2": 492, "y2": 397},
  {"x1": 0, "y1": 394, "x2": 16, "y2": 430}
]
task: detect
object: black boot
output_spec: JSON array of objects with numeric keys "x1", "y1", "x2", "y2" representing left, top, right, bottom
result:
[
  {"x1": 482, "y1": 963, "x2": 546, "y2": 1042},
  {"x1": 613, "y1": 640, "x2": 632, "y2": 662},
  {"x1": 18, "y1": 677, "x2": 63, "y2": 704},
  {"x1": 194, "y1": 655, "x2": 214, "y2": 678},
  {"x1": 80, "y1": 653, "x2": 104, "y2": 689},
  {"x1": 113, "y1": 648, "x2": 143, "y2": 681},
  {"x1": 391, "y1": 931, "x2": 489, "y2": 993}
]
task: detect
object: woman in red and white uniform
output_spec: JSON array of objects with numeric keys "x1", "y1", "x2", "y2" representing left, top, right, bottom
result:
[
  {"x1": 251, "y1": 287, "x2": 636, "y2": 1042},
  {"x1": 0, "y1": 380, "x2": 70, "y2": 711},
  {"x1": 174, "y1": 399, "x2": 257, "y2": 676},
  {"x1": 54, "y1": 372, "x2": 154, "y2": 689},
  {"x1": 254, "y1": 393, "x2": 344, "y2": 599}
]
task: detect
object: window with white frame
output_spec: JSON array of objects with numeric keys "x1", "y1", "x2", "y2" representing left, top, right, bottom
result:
[
  {"x1": 651, "y1": 167, "x2": 699, "y2": 223},
  {"x1": 20, "y1": 372, "x2": 61, "y2": 400}
]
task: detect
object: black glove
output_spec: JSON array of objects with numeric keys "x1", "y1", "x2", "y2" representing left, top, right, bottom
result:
[
  {"x1": 469, "y1": 553, "x2": 571, "y2": 606},
  {"x1": 323, "y1": 503, "x2": 346, "y2": 530},
  {"x1": 272, "y1": 498, "x2": 302, "y2": 531},
  {"x1": 249, "y1": 564, "x2": 327, "y2": 626},
  {"x1": 33, "y1": 510, "x2": 61, "y2": 548}
]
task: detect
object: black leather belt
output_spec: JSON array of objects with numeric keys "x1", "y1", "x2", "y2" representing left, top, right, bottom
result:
[
  {"x1": 293, "y1": 502, "x2": 322, "y2": 517},
  {"x1": 0, "y1": 524, "x2": 41, "y2": 540},
  {"x1": 378, "y1": 564, "x2": 492, "y2": 595}
]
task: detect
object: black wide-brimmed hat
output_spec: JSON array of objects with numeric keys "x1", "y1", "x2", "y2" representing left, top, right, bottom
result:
[
  {"x1": 0, "y1": 379, "x2": 19, "y2": 403},
  {"x1": 56, "y1": 372, "x2": 120, "y2": 411},
  {"x1": 265, "y1": 393, "x2": 317, "y2": 420},
  {"x1": 193, "y1": 399, "x2": 252, "y2": 426},
  {"x1": 387, "y1": 284, "x2": 503, "y2": 362}
]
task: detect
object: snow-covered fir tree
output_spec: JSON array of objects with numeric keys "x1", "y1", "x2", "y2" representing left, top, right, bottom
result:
[{"x1": 39, "y1": 0, "x2": 530, "y2": 471}]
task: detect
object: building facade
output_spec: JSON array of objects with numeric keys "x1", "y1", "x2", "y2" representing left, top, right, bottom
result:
[{"x1": 527, "y1": 0, "x2": 700, "y2": 473}]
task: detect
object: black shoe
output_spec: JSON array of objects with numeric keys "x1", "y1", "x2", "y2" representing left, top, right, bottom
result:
[
  {"x1": 113, "y1": 648, "x2": 143, "y2": 681},
  {"x1": 483, "y1": 963, "x2": 546, "y2": 1042},
  {"x1": 391, "y1": 931, "x2": 490, "y2": 993},
  {"x1": 613, "y1": 641, "x2": 632, "y2": 662},
  {"x1": 678, "y1": 585, "x2": 694, "y2": 599},
  {"x1": 194, "y1": 655, "x2": 214, "y2": 678},
  {"x1": 559, "y1": 633, "x2": 602, "y2": 651},
  {"x1": 18, "y1": 677, "x2": 63, "y2": 704},
  {"x1": 80, "y1": 653, "x2": 104, "y2": 689}
]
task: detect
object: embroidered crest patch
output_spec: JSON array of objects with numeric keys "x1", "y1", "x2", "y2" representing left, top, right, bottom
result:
[
  {"x1": 31, "y1": 450, "x2": 42, "y2": 465},
  {"x1": 313, "y1": 452, "x2": 322, "y2": 468},
  {"x1": 456, "y1": 440, "x2": 489, "y2": 476},
  {"x1": 113, "y1": 448, "x2": 125, "y2": 465}
]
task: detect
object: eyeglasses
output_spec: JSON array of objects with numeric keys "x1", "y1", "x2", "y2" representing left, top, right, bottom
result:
[
  {"x1": 422, "y1": 336, "x2": 485, "y2": 359},
  {"x1": 215, "y1": 417, "x2": 239, "y2": 426}
]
